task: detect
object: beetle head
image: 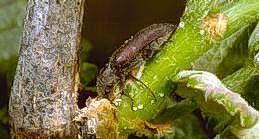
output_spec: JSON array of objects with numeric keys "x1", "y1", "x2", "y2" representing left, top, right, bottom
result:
[{"x1": 96, "y1": 64, "x2": 119, "y2": 98}]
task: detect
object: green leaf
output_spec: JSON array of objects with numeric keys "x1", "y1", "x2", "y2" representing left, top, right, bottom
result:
[
  {"x1": 80, "y1": 39, "x2": 93, "y2": 63},
  {"x1": 0, "y1": 0, "x2": 26, "y2": 60},
  {"x1": 152, "y1": 99, "x2": 198, "y2": 123},
  {"x1": 248, "y1": 21, "x2": 259, "y2": 64},
  {"x1": 80, "y1": 62, "x2": 98, "y2": 86},
  {"x1": 161, "y1": 114, "x2": 207, "y2": 139},
  {"x1": 222, "y1": 22, "x2": 259, "y2": 109},
  {"x1": 193, "y1": 23, "x2": 257, "y2": 79},
  {"x1": 173, "y1": 70, "x2": 259, "y2": 138}
]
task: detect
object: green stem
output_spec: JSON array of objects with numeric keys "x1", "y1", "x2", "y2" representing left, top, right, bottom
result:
[{"x1": 117, "y1": 0, "x2": 259, "y2": 135}]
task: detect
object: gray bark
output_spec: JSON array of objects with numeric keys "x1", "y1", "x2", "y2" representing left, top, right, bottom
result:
[{"x1": 9, "y1": 0, "x2": 85, "y2": 138}]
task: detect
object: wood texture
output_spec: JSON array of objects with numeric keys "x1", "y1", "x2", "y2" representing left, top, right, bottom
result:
[{"x1": 9, "y1": 0, "x2": 85, "y2": 138}]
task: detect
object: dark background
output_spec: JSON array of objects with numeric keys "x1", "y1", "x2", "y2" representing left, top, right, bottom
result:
[{"x1": 83, "y1": 0, "x2": 185, "y2": 67}]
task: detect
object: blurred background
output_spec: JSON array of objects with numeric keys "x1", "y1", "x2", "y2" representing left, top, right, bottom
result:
[{"x1": 0, "y1": 0, "x2": 185, "y2": 137}]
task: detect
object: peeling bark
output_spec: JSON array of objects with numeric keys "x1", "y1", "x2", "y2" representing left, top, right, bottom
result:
[{"x1": 9, "y1": 0, "x2": 85, "y2": 138}]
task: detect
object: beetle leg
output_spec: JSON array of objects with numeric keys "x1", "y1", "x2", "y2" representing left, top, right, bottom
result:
[{"x1": 129, "y1": 74, "x2": 157, "y2": 101}]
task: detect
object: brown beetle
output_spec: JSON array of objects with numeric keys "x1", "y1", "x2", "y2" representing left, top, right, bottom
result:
[{"x1": 97, "y1": 23, "x2": 175, "y2": 100}]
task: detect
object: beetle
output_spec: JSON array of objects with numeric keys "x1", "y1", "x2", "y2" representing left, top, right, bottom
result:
[{"x1": 96, "y1": 23, "x2": 175, "y2": 101}]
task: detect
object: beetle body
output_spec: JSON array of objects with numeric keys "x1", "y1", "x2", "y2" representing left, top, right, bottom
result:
[{"x1": 97, "y1": 23, "x2": 175, "y2": 99}]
